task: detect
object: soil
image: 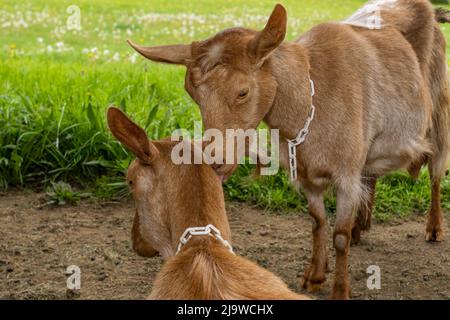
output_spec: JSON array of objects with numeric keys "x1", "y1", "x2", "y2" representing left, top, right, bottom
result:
[{"x1": 0, "y1": 191, "x2": 449, "y2": 300}]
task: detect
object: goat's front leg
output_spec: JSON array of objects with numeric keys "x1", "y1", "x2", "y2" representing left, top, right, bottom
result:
[
  {"x1": 332, "y1": 186, "x2": 358, "y2": 300},
  {"x1": 301, "y1": 189, "x2": 328, "y2": 292}
]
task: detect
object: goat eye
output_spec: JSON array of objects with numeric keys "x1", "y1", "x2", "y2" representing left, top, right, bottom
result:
[
  {"x1": 238, "y1": 88, "x2": 249, "y2": 98},
  {"x1": 128, "y1": 180, "x2": 133, "y2": 186}
]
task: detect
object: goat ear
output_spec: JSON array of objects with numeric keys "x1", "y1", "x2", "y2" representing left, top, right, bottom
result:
[
  {"x1": 107, "y1": 107, "x2": 158, "y2": 163},
  {"x1": 249, "y1": 4, "x2": 287, "y2": 62},
  {"x1": 127, "y1": 40, "x2": 192, "y2": 65}
]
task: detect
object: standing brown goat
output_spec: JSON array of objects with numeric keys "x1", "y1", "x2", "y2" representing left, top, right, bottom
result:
[
  {"x1": 107, "y1": 107, "x2": 309, "y2": 300},
  {"x1": 128, "y1": 0, "x2": 450, "y2": 299}
]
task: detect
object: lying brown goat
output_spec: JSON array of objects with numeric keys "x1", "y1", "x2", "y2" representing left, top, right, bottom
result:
[
  {"x1": 107, "y1": 107, "x2": 309, "y2": 300},
  {"x1": 128, "y1": 0, "x2": 450, "y2": 299}
]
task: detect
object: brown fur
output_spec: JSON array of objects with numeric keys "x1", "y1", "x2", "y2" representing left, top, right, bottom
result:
[
  {"x1": 107, "y1": 107, "x2": 309, "y2": 300},
  {"x1": 128, "y1": 0, "x2": 450, "y2": 299}
]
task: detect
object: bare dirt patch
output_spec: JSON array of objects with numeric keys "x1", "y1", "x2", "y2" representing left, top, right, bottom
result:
[{"x1": 0, "y1": 191, "x2": 448, "y2": 300}]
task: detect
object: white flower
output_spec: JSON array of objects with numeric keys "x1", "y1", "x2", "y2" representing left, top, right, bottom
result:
[
  {"x1": 112, "y1": 52, "x2": 120, "y2": 61},
  {"x1": 37, "y1": 37, "x2": 44, "y2": 43},
  {"x1": 47, "y1": 45, "x2": 53, "y2": 53},
  {"x1": 55, "y1": 42, "x2": 65, "y2": 52},
  {"x1": 82, "y1": 48, "x2": 89, "y2": 54},
  {"x1": 129, "y1": 53, "x2": 137, "y2": 64},
  {"x1": 16, "y1": 18, "x2": 29, "y2": 28},
  {"x1": 103, "y1": 49, "x2": 110, "y2": 55}
]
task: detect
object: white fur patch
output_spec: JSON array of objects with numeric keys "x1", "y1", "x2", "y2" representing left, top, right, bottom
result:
[
  {"x1": 342, "y1": 0, "x2": 397, "y2": 30},
  {"x1": 208, "y1": 43, "x2": 223, "y2": 61},
  {"x1": 198, "y1": 43, "x2": 224, "y2": 71}
]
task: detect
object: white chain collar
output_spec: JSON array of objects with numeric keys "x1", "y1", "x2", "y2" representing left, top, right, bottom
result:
[
  {"x1": 287, "y1": 79, "x2": 316, "y2": 181},
  {"x1": 175, "y1": 224, "x2": 234, "y2": 255}
]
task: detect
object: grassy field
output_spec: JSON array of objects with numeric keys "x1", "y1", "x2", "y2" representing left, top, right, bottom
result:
[{"x1": 0, "y1": 0, "x2": 449, "y2": 219}]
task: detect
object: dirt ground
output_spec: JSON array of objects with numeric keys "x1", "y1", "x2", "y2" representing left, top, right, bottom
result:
[{"x1": 0, "y1": 191, "x2": 449, "y2": 300}]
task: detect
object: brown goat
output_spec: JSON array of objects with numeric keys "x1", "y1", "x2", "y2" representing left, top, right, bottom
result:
[
  {"x1": 128, "y1": 0, "x2": 450, "y2": 299},
  {"x1": 107, "y1": 107, "x2": 309, "y2": 300}
]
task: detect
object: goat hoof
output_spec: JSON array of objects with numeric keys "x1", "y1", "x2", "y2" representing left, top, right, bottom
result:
[
  {"x1": 426, "y1": 229, "x2": 444, "y2": 242},
  {"x1": 331, "y1": 291, "x2": 351, "y2": 300},
  {"x1": 300, "y1": 267, "x2": 326, "y2": 293},
  {"x1": 331, "y1": 284, "x2": 351, "y2": 300},
  {"x1": 300, "y1": 277, "x2": 323, "y2": 293}
]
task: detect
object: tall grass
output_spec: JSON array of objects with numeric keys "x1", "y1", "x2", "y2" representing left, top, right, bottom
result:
[
  {"x1": 0, "y1": 0, "x2": 449, "y2": 220},
  {"x1": 0, "y1": 57, "x2": 196, "y2": 190}
]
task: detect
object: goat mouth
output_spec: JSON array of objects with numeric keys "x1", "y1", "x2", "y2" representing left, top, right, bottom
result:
[{"x1": 214, "y1": 163, "x2": 238, "y2": 183}]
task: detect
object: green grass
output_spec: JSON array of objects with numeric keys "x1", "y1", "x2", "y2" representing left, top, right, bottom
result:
[{"x1": 0, "y1": 0, "x2": 449, "y2": 220}]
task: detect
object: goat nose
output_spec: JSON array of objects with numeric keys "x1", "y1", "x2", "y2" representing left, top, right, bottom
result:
[
  {"x1": 211, "y1": 164, "x2": 223, "y2": 170},
  {"x1": 212, "y1": 164, "x2": 228, "y2": 174},
  {"x1": 212, "y1": 165, "x2": 226, "y2": 178},
  {"x1": 212, "y1": 163, "x2": 238, "y2": 182}
]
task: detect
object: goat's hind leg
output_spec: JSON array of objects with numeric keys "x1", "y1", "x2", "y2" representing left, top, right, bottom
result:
[
  {"x1": 301, "y1": 189, "x2": 328, "y2": 292},
  {"x1": 351, "y1": 176, "x2": 376, "y2": 245},
  {"x1": 332, "y1": 175, "x2": 364, "y2": 299},
  {"x1": 426, "y1": 160, "x2": 446, "y2": 242},
  {"x1": 425, "y1": 24, "x2": 449, "y2": 241},
  {"x1": 405, "y1": 153, "x2": 445, "y2": 241}
]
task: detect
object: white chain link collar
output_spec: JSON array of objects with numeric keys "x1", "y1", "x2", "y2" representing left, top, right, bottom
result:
[
  {"x1": 287, "y1": 79, "x2": 316, "y2": 181},
  {"x1": 175, "y1": 224, "x2": 234, "y2": 255}
]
